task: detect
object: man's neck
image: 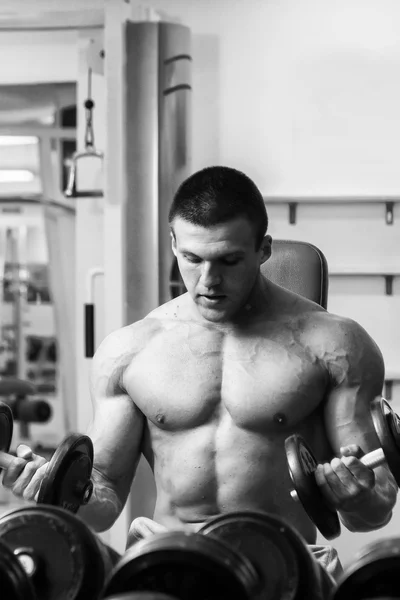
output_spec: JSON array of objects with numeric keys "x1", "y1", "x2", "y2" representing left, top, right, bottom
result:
[{"x1": 188, "y1": 275, "x2": 275, "y2": 330}]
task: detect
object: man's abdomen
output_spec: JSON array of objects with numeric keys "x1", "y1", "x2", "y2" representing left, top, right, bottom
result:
[{"x1": 150, "y1": 422, "x2": 318, "y2": 544}]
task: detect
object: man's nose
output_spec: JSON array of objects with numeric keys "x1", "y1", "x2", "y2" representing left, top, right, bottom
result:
[{"x1": 200, "y1": 262, "x2": 221, "y2": 287}]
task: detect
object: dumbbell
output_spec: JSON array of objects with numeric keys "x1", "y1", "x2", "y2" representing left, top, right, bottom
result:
[
  {"x1": 0, "y1": 504, "x2": 121, "y2": 600},
  {"x1": 102, "y1": 511, "x2": 334, "y2": 600},
  {"x1": 285, "y1": 397, "x2": 400, "y2": 540},
  {"x1": 332, "y1": 537, "x2": 400, "y2": 600},
  {"x1": 199, "y1": 511, "x2": 336, "y2": 600},
  {"x1": 104, "y1": 595, "x2": 180, "y2": 599},
  {"x1": 0, "y1": 401, "x2": 93, "y2": 512},
  {"x1": 0, "y1": 537, "x2": 36, "y2": 600}
]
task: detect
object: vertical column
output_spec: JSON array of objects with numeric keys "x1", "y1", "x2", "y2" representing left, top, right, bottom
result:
[
  {"x1": 121, "y1": 18, "x2": 161, "y2": 533},
  {"x1": 124, "y1": 21, "x2": 160, "y2": 325},
  {"x1": 102, "y1": 0, "x2": 131, "y2": 552},
  {"x1": 75, "y1": 29, "x2": 105, "y2": 434},
  {"x1": 103, "y1": 0, "x2": 130, "y2": 337},
  {"x1": 158, "y1": 23, "x2": 192, "y2": 304}
]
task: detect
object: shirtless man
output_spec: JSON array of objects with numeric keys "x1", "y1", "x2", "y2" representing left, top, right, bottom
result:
[{"x1": 2, "y1": 166, "x2": 397, "y2": 579}]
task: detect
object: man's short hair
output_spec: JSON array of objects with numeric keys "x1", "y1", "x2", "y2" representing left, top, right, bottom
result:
[{"x1": 168, "y1": 166, "x2": 268, "y2": 249}]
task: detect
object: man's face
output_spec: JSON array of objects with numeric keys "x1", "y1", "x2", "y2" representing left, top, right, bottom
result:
[{"x1": 171, "y1": 217, "x2": 269, "y2": 322}]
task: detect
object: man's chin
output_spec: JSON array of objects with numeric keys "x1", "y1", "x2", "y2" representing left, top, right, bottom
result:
[{"x1": 196, "y1": 304, "x2": 231, "y2": 323}]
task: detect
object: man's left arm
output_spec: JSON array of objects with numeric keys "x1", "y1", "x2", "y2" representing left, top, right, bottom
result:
[{"x1": 315, "y1": 316, "x2": 398, "y2": 532}]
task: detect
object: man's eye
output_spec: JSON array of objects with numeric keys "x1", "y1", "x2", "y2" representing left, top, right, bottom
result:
[
  {"x1": 183, "y1": 255, "x2": 200, "y2": 263},
  {"x1": 222, "y1": 258, "x2": 241, "y2": 266}
]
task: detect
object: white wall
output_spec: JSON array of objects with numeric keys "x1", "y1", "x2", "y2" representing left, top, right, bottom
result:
[{"x1": 133, "y1": 0, "x2": 400, "y2": 194}]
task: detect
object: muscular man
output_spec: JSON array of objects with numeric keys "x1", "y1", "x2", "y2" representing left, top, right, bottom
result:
[{"x1": 2, "y1": 166, "x2": 397, "y2": 579}]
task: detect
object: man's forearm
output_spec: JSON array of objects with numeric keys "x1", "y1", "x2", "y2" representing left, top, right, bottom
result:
[
  {"x1": 339, "y1": 468, "x2": 397, "y2": 532},
  {"x1": 77, "y1": 468, "x2": 124, "y2": 532}
]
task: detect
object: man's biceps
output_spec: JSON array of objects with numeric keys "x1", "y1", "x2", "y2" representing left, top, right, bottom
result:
[{"x1": 91, "y1": 464, "x2": 127, "y2": 494}]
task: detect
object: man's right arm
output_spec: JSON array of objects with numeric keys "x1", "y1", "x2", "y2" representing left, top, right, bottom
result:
[
  {"x1": 77, "y1": 325, "x2": 146, "y2": 532},
  {"x1": 2, "y1": 323, "x2": 148, "y2": 533}
]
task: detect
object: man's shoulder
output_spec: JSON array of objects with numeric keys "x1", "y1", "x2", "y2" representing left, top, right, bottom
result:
[
  {"x1": 306, "y1": 309, "x2": 368, "y2": 344},
  {"x1": 301, "y1": 309, "x2": 384, "y2": 381},
  {"x1": 265, "y1": 283, "x2": 370, "y2": 348},
  {"x1": 297, "y1": 306, "x2": 367, "y2": 349},
  {"x1": 146, "y1": 293, "x2": 193, "y2": 324},
  {"x1": 94, "y1": 316, "x2": 165, "y2": 364},
  {"x1": 106, "y1": 294, "x2": 191, "y2": 346},
  {"x1": 276, "y1": 287, "x2": 380, "y2": 356},
  {"x1": 108, "y1": 318, "x2": 162, "y2": 344}
]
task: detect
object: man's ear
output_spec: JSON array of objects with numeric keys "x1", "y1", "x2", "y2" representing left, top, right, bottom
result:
[
  {"x1": 171, "y1": 231, "x2": 177, "y2": 257},
  {"x1": 259, "y1": 235, "x2": 272, "y2": 265}
]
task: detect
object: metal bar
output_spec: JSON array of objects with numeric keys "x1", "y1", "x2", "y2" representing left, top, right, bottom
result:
[
  {"x1": 0, "y1": 127, "x2": 76, "y2": 140},
  {"x1": 361, "y1": 448, "x2": 385, "y2": 469}
]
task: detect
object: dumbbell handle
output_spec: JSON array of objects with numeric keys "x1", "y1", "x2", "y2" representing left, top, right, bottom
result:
[
  {"x1": 290, "y1": 446, "x2": 387, "y2": 503},
  {"x1": 360, "y1": 447, "x2": 385, "y2": 470}
]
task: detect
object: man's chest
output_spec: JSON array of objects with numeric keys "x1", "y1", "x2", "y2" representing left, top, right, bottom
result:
[{"x1": 125, "y1": 325, "x2": 327, "y2": 431}]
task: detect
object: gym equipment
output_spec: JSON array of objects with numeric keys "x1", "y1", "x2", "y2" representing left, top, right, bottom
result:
[
  {"x1": 286, "y1": 397, "x2": 400, "y2": 540},
  {"x1": 36, "y1": 433, "x2": 94, "y2": 512},
  {"x1": 64, "y1": 67, "x2": 103, "y2": 198},
  {"x1": 0, "y1": 377, "x2": 36, "y2": 397},
  {"x1": 104, "y1": 595, "x2": 179, "y2": 600},
  {"x1": 0, "y1": 505, "x2": 120, "y2": 600},
  {"x1": 0, "y1": 537, "x2": 36, "y2": 600},
  {"x1": 0, "y1": 401, "x2": 94, "y2": 513},
  {"x1": 333, "y1": 538, "x2": 400, "y2": 599},
  {"x1": 260, "y1": 240, "x2": 328, "y2": 308},
  {"x1": 285, "y1": 434, "x2": 341, "y2": 540},
  {"x1": 103, "y1": 511, "x2": 334, "y2": 600},
  {"x1": 102, "y1": 531, "x2": 259, "y2": 600},
  {"x1": 198, "y1": 510, "x2": 332, "y2": 600},
  {"x1": 8, "y1": 397, "x2": 52, "y2": 423}
]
